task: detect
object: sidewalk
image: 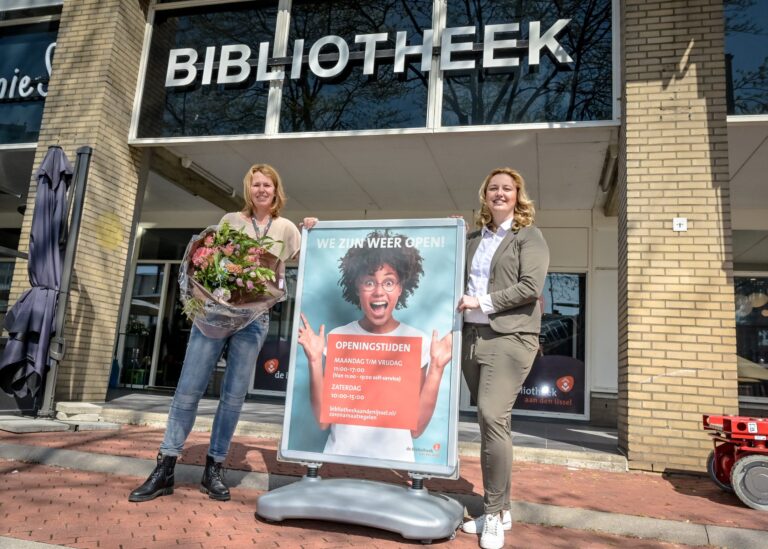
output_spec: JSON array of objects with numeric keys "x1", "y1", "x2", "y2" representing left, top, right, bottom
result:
[
  {"x1": 97, "y1": 391, "x2": 628, "y2": 471},
  {"x1": 1, "y1": 399, "x2": 767, "y2": 548}
]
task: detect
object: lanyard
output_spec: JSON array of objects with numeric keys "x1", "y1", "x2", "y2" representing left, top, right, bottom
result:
[{"x1": 251, "y1": 216, "x2": 273, "y2": 238}]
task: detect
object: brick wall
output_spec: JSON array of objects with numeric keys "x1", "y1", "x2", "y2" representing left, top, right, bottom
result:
[
  {"x1": 618, "y1": 0, "x2": 739, "y2": 472},
  {"x1": 10, "y1": 0, "x2": 150, "y2": 402}
]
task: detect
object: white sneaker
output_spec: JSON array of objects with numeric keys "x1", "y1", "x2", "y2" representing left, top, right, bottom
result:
[
  {"x1": 479, "y1": 513, "x2": 505, "y2": 549},
  {"x1": 461, "y1": 509, "x2": 512, "y2": 534}
]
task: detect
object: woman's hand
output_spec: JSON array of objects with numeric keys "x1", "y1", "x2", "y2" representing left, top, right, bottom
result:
[
  {"x1": 301, "y1": 217, "x2": 319, "y2": 230},
  {"x1": 429, "y1": 330, "x2": 453, "y2": 371},
  {"x1": 297, "y1": 313, "x2": 324, "y2": 365},
  {"x1": 457, "y1": 295, "x2": 480, "y2": 312}
]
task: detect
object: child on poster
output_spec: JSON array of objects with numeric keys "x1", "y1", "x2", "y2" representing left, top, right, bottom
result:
[{"x1": 297, "y1": 230, "x2": 452, "y2": 462}]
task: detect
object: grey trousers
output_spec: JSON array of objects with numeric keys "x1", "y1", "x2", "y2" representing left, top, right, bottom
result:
[{"x1": 462, "y1": 324, "x2": 539, "y2": 514}]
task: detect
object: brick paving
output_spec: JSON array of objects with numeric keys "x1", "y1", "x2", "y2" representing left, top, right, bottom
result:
[
  {"x1": 1, "y1": 427, "x2": 767, "y2": 531},
  {"x1": 1, "y1": 458, "x2": 699, "y2": 549}
]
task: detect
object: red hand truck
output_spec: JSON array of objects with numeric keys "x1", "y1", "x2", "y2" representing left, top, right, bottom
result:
[{"x1": 703, "y1": 414, "x2": 768, "y2": 511}]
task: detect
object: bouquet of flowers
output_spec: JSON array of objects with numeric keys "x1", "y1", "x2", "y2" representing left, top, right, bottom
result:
[{"x1": 179, "y1": 222, "x2": 285, "y2": 338}]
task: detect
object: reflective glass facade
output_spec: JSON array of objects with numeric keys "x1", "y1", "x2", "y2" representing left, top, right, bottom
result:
[
  {"x1": 137, "y1": 2, "x2": 279, "y2": 138},
  {"x1": 442, "y1": 0, "x2": 613, "y2": 126},
  {"x1": 735, "y1": 276, "x2": 768, "y2": 398},
  {"x1": 279, "y1": 0, "x2": 433, "y2": 132},
  {"x1": 725, "y1": 0, "x2": 768, "y2": 115},
  {"x1": 136, "y1": 0, "x2": 615, "y2": 138},
  {"x1": 0, "y1": 20, "x2": 58, "y2": 144}
]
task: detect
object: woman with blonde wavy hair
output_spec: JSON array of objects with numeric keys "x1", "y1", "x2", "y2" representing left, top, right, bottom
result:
[{"x1": 457, "y1": 168, "x2": 549, "y2": 549}]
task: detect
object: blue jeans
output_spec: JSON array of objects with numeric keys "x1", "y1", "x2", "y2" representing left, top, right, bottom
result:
[{"x1": 160, "y1": 314, "x2": 269, "y2": 462}]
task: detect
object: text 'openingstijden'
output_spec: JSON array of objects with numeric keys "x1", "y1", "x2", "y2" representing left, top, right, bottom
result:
[{"x1": 321, "y1": 334, "x2": 422, "y2": 429}]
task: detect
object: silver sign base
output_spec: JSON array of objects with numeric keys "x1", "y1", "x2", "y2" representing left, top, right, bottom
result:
[{"x1": 256, "y1": 475, "x2": 464, "y2": 543}]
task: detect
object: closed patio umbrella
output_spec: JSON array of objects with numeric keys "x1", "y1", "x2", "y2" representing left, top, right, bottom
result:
[{"x1": 0, "y1": 146, "x2": 72, "y2": 398}]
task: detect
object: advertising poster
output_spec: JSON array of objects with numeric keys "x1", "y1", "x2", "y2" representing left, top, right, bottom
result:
[
  {"x1": 515, "y1": 355, "x2": 585, "y2": 415},
  {"x1": 280, "y1": 219, "x2": 465, "y2": 477}
]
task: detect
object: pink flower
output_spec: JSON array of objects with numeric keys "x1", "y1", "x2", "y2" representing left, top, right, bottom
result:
[
  {"x1": 246, "y1": 280, "x2": 254, "y2": 291},
  {"x1": 236, "y1": 278, "x2": 244, "y2": 287},
  {"x1": 204, "y1": 235, "x2": 214, "y2": 247},
  {"x1": 222, "y1": 243, "x2": 236, "y2": 256},
  {"x1": 192, "y1": 247, "x2": 214, "y2": 267}
]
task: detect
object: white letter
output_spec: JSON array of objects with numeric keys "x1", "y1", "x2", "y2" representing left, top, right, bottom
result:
[
  {"x1": 0, "y1": 78, "x2": 7, "y2": 99},
  {"x1": 483, "y1": 23, "x2": 519, "y2": 68},
  {"x1": 355, "y1": 33, "x2": 388, "y2": 75},
  {"x1": 9, "y1": 69, "x2": 19, "y2": 98},
  {"x1": 18, "y1": 75, "x2": 33, "y2": 97},
  {"x1": 38, "y1": 42, "x2": 55, "y2": 96},
  {"x1": 528, "y1": 19, "x2": 573, "y2": 65},
  {"x1": 440, "y1": 26, "x2": 476, "y2": 71},
  {"x1": 394, "y1": 29, "x2": 433, "y2": 73},
  {"x1": 308, "y1": 35, "x2": 349, "y2": 78},
  {"x1": 257, "y1": 41, "x2": 284, "y2": 81},
  {"x1": 291, "y1": 39, "x2": 304, "y2": 79},
  {"x1": 202, "y1": 46, "x2": 216, "y2": 85},
  {"x1": 165, "y1": 47, "x2": 198, "y2": 87},
  {"x1": 217, "y1": 44, "x2": 251, "y2": 84}
]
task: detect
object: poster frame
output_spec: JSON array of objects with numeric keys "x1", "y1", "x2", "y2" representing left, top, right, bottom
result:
[{"x1": 279, "y1": 218, "x2": 465, "y2": 478}]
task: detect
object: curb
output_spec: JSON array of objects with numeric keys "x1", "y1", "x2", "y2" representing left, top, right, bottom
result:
[
  {"x1": 97, "y1": 408, "x2": 629, "y2": 473},
  {"x1": 0, "y1": 538, "x2": 65, "y2": 549},
  {"x1": 1, "y1": 441, "x2": 762, "y2": 548}
]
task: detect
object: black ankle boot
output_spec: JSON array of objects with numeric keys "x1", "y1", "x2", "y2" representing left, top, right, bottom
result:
[
  {"x1": 128, "y1": 453, "x2": 176, "y2": 502},
  {"x1": 200, "y1": 455, "x2": 230, "y2": 501}
]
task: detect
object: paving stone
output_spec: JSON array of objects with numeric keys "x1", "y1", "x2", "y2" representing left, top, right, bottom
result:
[
  {"x1": 55, "y1": 402, "x2": 103, "y2": 415},
  {"x1": 65, "y1": 413, "x2": 101, "y2": 422},
  {"x1": 0, "y1": 419, "x2": 70, "y2": 433},
  {"x1": 60, "y1": 421, "x2": 121, "y2": 431}
]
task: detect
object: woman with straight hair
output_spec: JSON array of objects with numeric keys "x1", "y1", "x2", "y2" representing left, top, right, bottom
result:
[
  {"x1": 457, "y1": 168, "x2": 549, "y2": 549},
  {"x1": 129, "y1": 164, "x2": 316, "y2": 503}
]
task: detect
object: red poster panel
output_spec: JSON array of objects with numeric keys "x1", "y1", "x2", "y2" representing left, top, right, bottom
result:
[{"x1": 321, "y1": 334, "x2": 422, "y2": 430}]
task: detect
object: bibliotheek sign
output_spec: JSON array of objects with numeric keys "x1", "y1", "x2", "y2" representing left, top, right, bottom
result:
[{"x1": 165, "y1": 20, "x2": 573, "y2": 88}]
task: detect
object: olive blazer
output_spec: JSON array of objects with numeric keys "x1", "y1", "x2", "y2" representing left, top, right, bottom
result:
[{"x1": 465, "y1": 224, "x2": 550, "y2": 335}]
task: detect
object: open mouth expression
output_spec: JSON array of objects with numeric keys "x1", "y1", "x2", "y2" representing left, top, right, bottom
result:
[{"x1": 357, "y1": 264, "x2": 402, "y2": 333}]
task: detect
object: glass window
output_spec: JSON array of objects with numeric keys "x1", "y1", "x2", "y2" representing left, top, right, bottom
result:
[
  {"x1": 725, "y1": 0, "x2": 768, "y2": 115},
  {"x1": 137, "y1": 2, "x2": 279, "y2": 138},
  {"x1": 279, "y1": 0, "x2": 433, "y2": 132},
  {"x1": 121, "y1": 264, "x2": 165, "y2": 387},
  {"x1": 0, "y1": 260, "x2": 16, "y2": 330},
  {"x1": 0, "y1": 230, "x2": 22, "y2": 334},
  {"x1": 251, "y1": 266, "x2": 297, "y2": 393},
  {"x1": 0, "y1": 21, "x2": 58, "y2": 144},
  {"x1": 138, "y1": 228, "x2": 202, "y2": 260},
  {"x1": 515, "y1": 272, "x2": 587, "y2": 415},
  {"x1": 736, "y1": 276, "x2": 768, "y2": 399},
  {"x1": 442, "y1": 0, "x2": 613, "y2": 126},
  {"x1": 0, "y1": 5, "x2": 61, "y2": 21}
]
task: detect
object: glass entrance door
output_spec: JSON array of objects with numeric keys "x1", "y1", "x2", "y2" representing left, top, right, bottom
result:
[
  {"x1": 155, "y1": 263, "x2": 190, "y2": 388},
  {"x1": 121, "y1": 264, "x2": 164, "y2": 387},
  {"x1": 119, "y1": 262, "x2": 192, "y2": 390}
]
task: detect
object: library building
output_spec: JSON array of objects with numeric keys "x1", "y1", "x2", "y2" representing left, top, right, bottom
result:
[{"x1": 0, "y1": 0, "x2": 766, "y2": 472}]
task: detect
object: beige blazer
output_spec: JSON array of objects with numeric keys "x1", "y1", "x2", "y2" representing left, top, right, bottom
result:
[{"x1": 465, "y1": 225, "x2": 550, "y2": 335}]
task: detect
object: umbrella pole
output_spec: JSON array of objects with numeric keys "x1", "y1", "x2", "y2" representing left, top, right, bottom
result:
[{"x1": 38, "y1": 146, "x2": 93, "y2": 418}]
